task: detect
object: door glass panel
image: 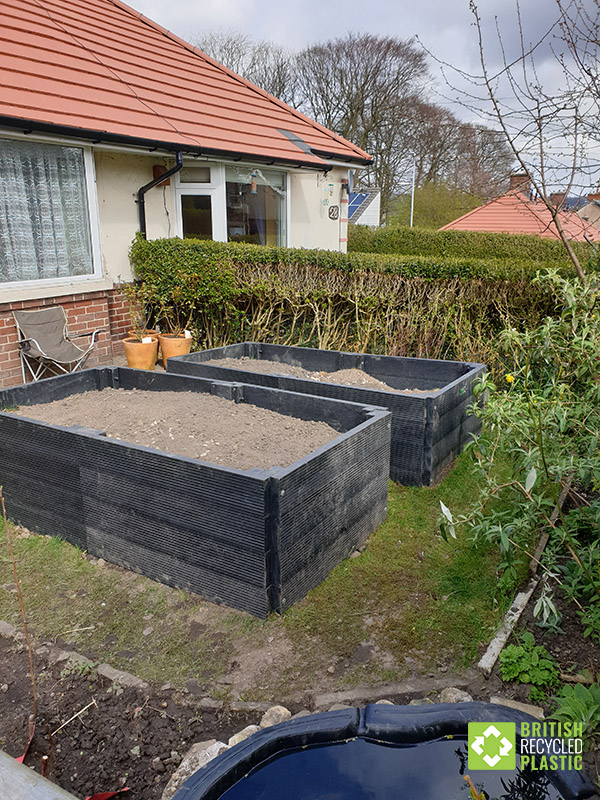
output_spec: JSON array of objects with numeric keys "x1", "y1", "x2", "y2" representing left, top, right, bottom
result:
[
  {"x1": 225, "y1": 167, "x2": 286, "y2": 246},
  {"x1": 181, "y1": 195, "x2": 213, "y2": 239}
]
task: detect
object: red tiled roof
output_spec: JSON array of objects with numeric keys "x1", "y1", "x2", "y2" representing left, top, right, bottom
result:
[
  {"x1": 0, "y1": 0, "x2": 372, "y2": 168},
  {"x1": 440, "y1": 190, "x2": 600, "y2": 242}
]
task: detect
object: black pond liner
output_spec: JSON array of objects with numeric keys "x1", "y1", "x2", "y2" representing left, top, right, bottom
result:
[
  {"x1": 0, "y1": 367, "x2": 390, "y2": 618},
  {"x1": 172, "y1": 703, "x2": 595, "y2": 800},
  {"x1": 168, "y1": 343, "x2": 486, "y2": 486}
]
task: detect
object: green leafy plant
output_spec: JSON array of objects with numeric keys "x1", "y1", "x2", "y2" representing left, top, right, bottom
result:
[
  {"x1": 119, "y1": 280, "x2": 155, "y2": 341},
  {"x1": 551, "y1": 682, "x2": 600, "y2": 750},
  {"x1": 499, "y1": 632, "x2": 560, "y2": 701},
  {"x1": 438, "y1": 271, "x2": 600, "y2": 638}
]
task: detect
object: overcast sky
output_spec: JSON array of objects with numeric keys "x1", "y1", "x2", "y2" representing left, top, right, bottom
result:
[{"x1": 131, "y1": 0, "x2": 567, "y2": 114}]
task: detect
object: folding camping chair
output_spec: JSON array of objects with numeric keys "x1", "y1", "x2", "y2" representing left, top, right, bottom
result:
[{"x1": 13, "y1": 306, "x2": 104, "y2": 382}]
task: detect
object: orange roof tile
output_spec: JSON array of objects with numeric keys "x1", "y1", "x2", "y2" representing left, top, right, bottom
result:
[
  {"x1": 440, "y1": 190, "x2": 599, "y2": 242},
  {"x1": 0, "y1": 0, "x2": 372, "y2": 168}
]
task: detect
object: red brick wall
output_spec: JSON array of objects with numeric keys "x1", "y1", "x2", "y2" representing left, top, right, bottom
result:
[{"x1": 0, "y1": 288, "x2": 131, "y2": 389}]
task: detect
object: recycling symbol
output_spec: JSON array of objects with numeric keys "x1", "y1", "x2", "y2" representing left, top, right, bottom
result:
[{"x1": 468, "y1": 722, "x2": 516, "y2": 770}]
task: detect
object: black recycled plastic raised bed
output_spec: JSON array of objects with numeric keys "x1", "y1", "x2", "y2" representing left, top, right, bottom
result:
[
  {"x1": 168, "y1": 343, "x2": 486, "y2": 486},
  {"x1": 172, "y1": 702, "x2": 595, "y2": 800},
  {"x1": 0, "y1": 367, "x2": 390, "y2": 618}
]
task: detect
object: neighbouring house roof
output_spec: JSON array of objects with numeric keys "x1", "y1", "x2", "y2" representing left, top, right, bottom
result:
[
  {"x1": 0, "y1": 0, "x2": 372, "y2": 169},
  {"x1": 577, "y1": 199, "x2": 600, "y2": 231},
  {"x1": 439, "y1": 189, "x2": 600, "y2": 242}
]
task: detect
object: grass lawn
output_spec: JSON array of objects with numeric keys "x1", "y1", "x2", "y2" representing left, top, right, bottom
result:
[{"x1": 0, "y1": 450, "x2": 516, "y2": 701}]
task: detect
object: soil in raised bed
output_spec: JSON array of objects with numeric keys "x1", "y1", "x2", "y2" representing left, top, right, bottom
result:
[
  {"x1": 207, "y1": 356, "x2": 437, "y2": 393},
  {"x1": 10, "y1": 388, "x2": 339, "y2": 471}
]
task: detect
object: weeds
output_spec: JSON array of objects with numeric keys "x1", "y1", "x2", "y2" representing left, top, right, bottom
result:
[{"x1": 499, "y1": 632, "x2": 560, "y2": 702}]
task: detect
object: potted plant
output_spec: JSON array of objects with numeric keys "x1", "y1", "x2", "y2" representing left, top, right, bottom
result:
[
  {"x1": 156, "y1": 300, "x2": 194, "y2": 368},
  {"x1": 121, "y1": 283, "x2": 159, "y2": 370}
]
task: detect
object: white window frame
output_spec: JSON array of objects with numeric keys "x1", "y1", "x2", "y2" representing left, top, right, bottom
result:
[
  {"x1": 175, "y1": 163, "x2": 227, "y2": 241},
  {"x1": 0, "y1": 133, "x2": 103, "y2": 290},
  {"x1": 175, "y1": 161, "x2": 290, "y2": 247}
]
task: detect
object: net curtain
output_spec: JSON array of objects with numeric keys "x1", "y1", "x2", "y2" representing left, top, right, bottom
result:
[{"x1": 0, "y1": 138, "x2": 93, "y2": 283}]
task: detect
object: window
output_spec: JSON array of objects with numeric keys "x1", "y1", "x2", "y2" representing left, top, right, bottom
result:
[
  {"x1": 179, "y1": 165, "x2": 211, "y2": 183},
  {"x1": 0, "y1": 138, "x2": 96, "y2": 284},
  {"x1": 176, "y1": 163, "x2": 288, "y2": 246},
  {"x1": 226, "y1": 167, "x2": 286, "y2": 246}
]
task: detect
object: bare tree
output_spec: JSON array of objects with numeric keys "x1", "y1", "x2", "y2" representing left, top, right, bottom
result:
[
  {"x1": 437, "y1": 1, "x2": 600, "y2": 281},
  {"x1": 294, "y1": 33, "x2": 429, "y2": 215},
  {"x1": 193, "y1": 29, "x2": 297, "y2": 105},
  {"x1": 191, "y1": 27, "x2": 515, "y2": 223}
]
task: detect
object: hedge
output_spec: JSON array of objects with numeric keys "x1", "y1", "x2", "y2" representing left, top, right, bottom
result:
[
  {"x1": 348, "y1": 225, "x2": 593, "y2": 272},
  {"x1": 129, "y1": 236, "x2": 558, "y2": 377}
]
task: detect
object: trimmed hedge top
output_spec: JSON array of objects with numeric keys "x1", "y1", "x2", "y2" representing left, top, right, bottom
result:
[
  {"x1": 130, "y1": 235, "x2": 545, "y2": 281},
  {"x1": 348, "y1": 224, "x2": 592, "y2": 269}
]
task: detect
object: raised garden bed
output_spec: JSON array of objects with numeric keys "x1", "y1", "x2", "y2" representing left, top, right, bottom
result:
[
  {"x1": 168, "y1": 343, "x2": 486, "y2": 485},
  {"x1": 0, "y1": 368, "x2": 390, "y2": 618}
]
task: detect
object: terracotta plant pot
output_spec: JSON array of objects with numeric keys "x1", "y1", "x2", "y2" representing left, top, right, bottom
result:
[
  {"x1": 123, "y1": 336, "x2": 159, "y2": 370},
  {"x1": 158, "y1": 333, "x2": 192, "y2": 368}
]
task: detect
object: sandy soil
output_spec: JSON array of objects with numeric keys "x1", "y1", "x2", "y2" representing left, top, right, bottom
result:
[
  {"x1": 207, "y1": 356, "x2": 434, "y2": 393},
  {"x1": 10, "y1": 388, "x2": 339, "y2": 471}
]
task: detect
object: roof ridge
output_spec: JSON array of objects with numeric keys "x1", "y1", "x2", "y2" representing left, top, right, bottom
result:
[{"x1": 105, "y1": 0, "x2": 370, "y2": 163}]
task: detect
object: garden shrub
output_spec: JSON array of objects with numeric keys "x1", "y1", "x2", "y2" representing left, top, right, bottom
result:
[
  {"x1": 129, "y1": 235, "x2": 557, "y2": 375},
  {"x1": 348, "y1": 225, "x2": 593, "y2": 274},
  {"x1": 439, "y1": 271, "x2": 600, "y2": 640}
]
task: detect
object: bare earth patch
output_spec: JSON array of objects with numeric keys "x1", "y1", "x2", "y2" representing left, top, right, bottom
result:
[
  {"x1": 207, "y1": 356, "x2": 435, "y2": 393},
  {"x1": 10, "y1": 388, "x2": 339, "y2": 470}
]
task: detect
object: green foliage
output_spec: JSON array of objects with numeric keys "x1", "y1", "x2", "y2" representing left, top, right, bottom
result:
[
  {"x1": 131, "y1": 231, "x2": 552, "y2": 282},
  {"x1": 551, "y1": 682, "x2": 600, "y2": 750},
  {"x1": 129, "y1": 234, "x2": 556, "y2": 376},
  {"x1": 388, "y1": 184, "x2": 483, "y2": 230},
  {"x1": 439, "y1": 271, "x2": 600, "y2": 638},
  {"x1": 348, "y1": 225, "x2": 593, "y2": 273},
  {"x1": 499, "y1": 632, "x2": 560, "y2": 699}
]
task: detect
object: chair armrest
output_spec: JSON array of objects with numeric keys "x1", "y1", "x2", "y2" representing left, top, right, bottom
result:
[
  {"x1": 69, "y1": 328, "x2": 106, "y2": 339},
  {"x1": 17, "y1": 337, "x2": 42, "y2": 353}
]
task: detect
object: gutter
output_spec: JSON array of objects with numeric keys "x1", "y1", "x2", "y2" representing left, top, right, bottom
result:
[
  {"x1": 136, "y1": 151, "x2": 183, "y2": 238},
  {"x1": 0, "y1": 116, "x2": 368, "y2": 171}
]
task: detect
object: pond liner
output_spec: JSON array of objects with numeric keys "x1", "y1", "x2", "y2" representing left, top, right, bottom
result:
[
  {"x1": 171, "y1": 702, "x2": 595, "y2": 800},
  {"x1": 0, "y1": 367, "x2": 390, "y2": 618},
  {"x1": 168, "y1": 343, "x2": 486, "y2": 486}
]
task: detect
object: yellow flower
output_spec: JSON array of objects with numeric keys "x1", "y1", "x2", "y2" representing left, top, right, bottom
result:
[{"x1": 505, "y1": 374, "x2": 515, "y2": 383}]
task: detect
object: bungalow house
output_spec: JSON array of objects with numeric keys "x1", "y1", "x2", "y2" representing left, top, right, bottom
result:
[
  {"x1": 440, "y1": 175, "x2": 600, "y2": 242},
  {"x1": 0, "y1": 0, "x2": 371, "y2": 389}
]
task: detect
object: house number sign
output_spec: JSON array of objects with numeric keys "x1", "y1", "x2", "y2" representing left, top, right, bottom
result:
[{"x1": 328, "y1": 205, "x2": 339, "y2": 220}]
